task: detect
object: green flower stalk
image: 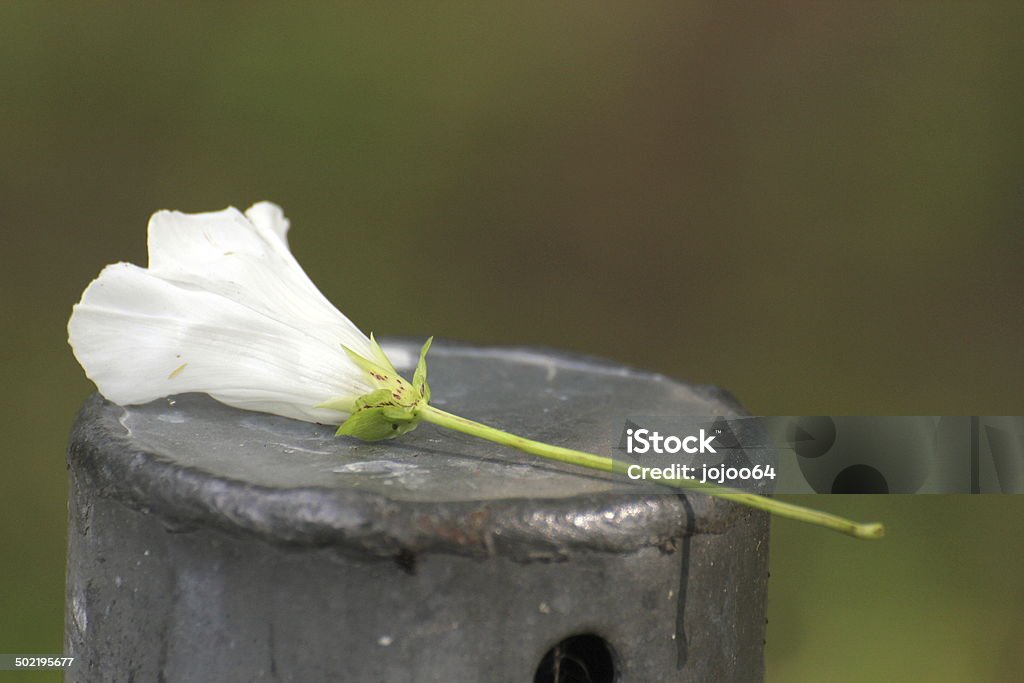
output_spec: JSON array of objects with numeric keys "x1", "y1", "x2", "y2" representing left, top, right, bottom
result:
[{"x1": 323, "y1": 337, "x2": 886, "y2": 541}]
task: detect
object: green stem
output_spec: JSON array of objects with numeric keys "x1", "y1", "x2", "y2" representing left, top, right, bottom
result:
[{"x1": 418, "y1": 404, "x2": 884, "y2": 540}]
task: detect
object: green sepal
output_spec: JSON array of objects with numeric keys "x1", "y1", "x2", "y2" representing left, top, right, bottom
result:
[
  {"x1": 335, "y1": 406, "x2": 418, "y2": 441},
  {"x1": 316, "y1": 396, "x2": 355, "y2": 414},
  {"x1": 381, "y1": 405, "x2": 417, "y2": 421},
  {"x1": 342, "y1": 345, "x2": 398, "y2": 387},
  {"x1": 413, "y1": 336, "x2": 433, "y2": 402},
  {"x1": 368, "y1": 332, "x2": 399, "y2": 375},
  {"x1": 354, "y1": 388, "x2": 395, "y2": 410}
]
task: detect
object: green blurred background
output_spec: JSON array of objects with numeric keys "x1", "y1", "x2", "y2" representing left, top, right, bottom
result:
[{"x1": 2, "y1": 3, "x2": 1023, "y2": 681}]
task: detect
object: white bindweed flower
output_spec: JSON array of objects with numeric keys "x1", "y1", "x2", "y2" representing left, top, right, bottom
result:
[
  {"x1": 68, "y1": 202, "x2": 397, "y2": 424},
  {"x1": 66, "y1": 202, "x2": 885, "y2": 538}
]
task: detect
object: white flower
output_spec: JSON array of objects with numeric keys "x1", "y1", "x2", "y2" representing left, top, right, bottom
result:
[{"x1": 67, "y1": 202, "x2": 386, "y2": 424}]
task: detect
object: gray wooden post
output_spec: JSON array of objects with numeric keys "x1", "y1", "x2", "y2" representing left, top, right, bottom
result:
[{"x1": 65, "y1": 340, "x2": 769, "y2": 682}]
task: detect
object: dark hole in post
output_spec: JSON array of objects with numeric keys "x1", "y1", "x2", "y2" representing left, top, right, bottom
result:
[
  {"x1": 831, "y1": 464, "x2": 889, "y2": 493},
  {"x1": 533, "y1": 633, "x2": 616, "y2": 683}
]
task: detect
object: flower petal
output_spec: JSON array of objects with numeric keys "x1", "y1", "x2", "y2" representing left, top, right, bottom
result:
[
  {"x1": 245, "y1": 201, "x2": 290, "y2": 248},
  {"x1": 68, "y1": 262, "x2": 374, "y2": 423},
  {"x1": 145, "y1": 206, "x2": 374, "y2": 360}
]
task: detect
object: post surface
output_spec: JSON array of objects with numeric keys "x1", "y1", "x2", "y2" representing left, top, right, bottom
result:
[{"x1": 65, "y1": 340, "x2": 769, "y2": 682}]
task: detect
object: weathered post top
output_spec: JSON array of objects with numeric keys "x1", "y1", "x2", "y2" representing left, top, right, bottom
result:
[{"x1": 66, "y1": 340, "x2": 769, "y2": 682}]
